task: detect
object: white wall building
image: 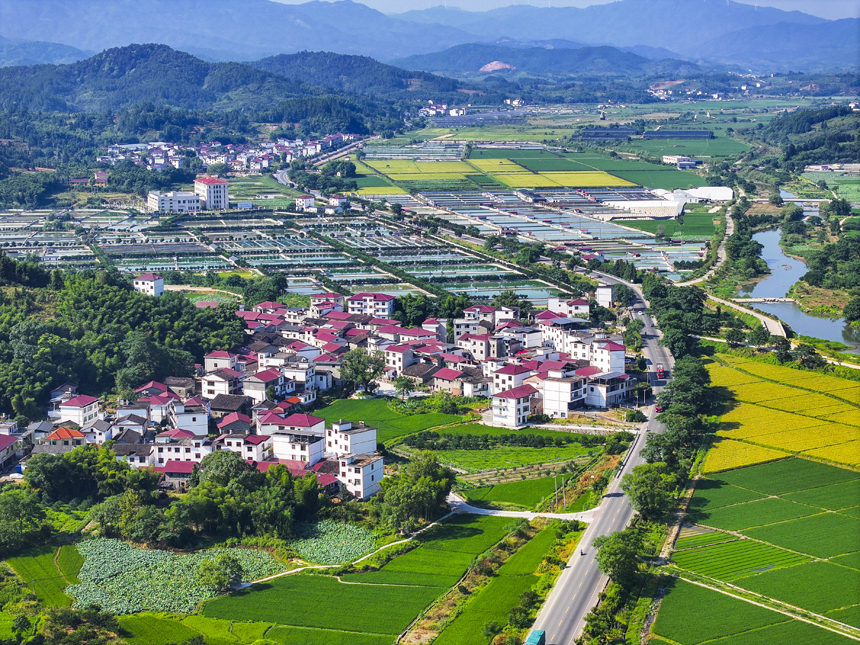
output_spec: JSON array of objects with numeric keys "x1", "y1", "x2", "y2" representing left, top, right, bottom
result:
[
  {"x1": 338, "y1": 453, "x2": 383, "y2": 500},
  {"x1": 133, "y1": 273, "x2": 164, "y2": 297},
  {"x1": 491, "y1": 384, "x2": 537, "y2": 428},
  {"x1": 272, "y1": 431, "x2": 324, "y2": 464},
  {"x1": 347, "y1": 293, "x2": 395, "y2": 318},
  {"x1": 541, "y1": 375, "x2": 587, "y2": 419},
  {"x1": 57, "y1": 395, "x2": 101, "y2": 426},
  {"x1": 194, "y1": 177, "x2": 229, "y2": 210},
  {"x1": 147, "y1": 191, "x2": 202, "y2": 213},
  {"x1": 325, "y1": 420, "x2": 377, "y2": 457}
]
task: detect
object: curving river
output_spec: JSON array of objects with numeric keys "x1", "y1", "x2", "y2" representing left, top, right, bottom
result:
[{"x1": 738, "y1": 192, "x2": 860, "y2": 350}]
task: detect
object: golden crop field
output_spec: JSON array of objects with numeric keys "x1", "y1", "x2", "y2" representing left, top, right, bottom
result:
[
  {"x1": 822, "y1": 410, "x2": 860, "y2": 427},
  {"x1": 493, "y1": 174, "x2": 561, "y2": 188},
  {"x1": 354, "y1": 187, "x2": 407, "y2": 195},
  {"x1": 731, "y1": 382, "x2": 807, "y2": 403},
  {"x1": 387, "y1": 173, "x2": 468, "y2": 181},
  {"x1": 752, "y1": 425, "x2": 860, "y2": 452},
  {"x1": 804, "y1": 440, "x2": 860, "y2": 467},
  {"x1": 707, "y1": 358, "x2": 860, "y2": 470},
  {"x1": 702, "y1": 439, "x2": 789, "y2": 474},
  {"x1": 468, "y1": 159, "x2": 529, "y2": 172},
  {"x1": 717, "y1": 405, "x2": 823, "y2": 439},
  {"x1": 541, "y1": 172, "x2": 636, "y2": 187},
  {"x1": 761, "y1": 393, "x2": 848, "y2": 413}
]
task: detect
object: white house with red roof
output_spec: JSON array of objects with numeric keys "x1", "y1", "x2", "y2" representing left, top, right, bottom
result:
[
  {"x1": 44, "y1": 427, "x2": 88, "y2": 447},
  {"x1": 421, "y1": 317, "x2": 448, "y2": 342},
  {"x1": 168, "y1": 398, "x2": 210, "y2": 437},
  {"x1": 205, "y1": 351, "x2": 239, "y2": 373},
  {"x1": 382, "y1": 344, "x2": 415, "y2": 377},
  {"x1": 243, "y1": 368, "x2": 291, "y2": 404},
  {"x1": 214, "y1": 434, "x2": 272, "y2": 462},
  {"x1": 347, "y1": 293, "x2": 395, "y2": 318},
  {"x1": 58, "y1": 395, "x2": 101, "y2": 426},
  {"x1": 592, "y1": 340, "x2": 627, "y2": 372},
  {"x1": 260, "y1": 412, "x2": 325, "y2": 436},
  {"x1": 457, "y1": 333, "x2": 492, "y2": 361},
  {"x1": 492, "y1": 364, "x2": 533, "y2": 395},
  {"x1": 547, "y1": 297, "x2": 591, "y2": 318},
  {"x1": 491, "y1": 384, "x2": 537, "y2": 428},
  {"x1": 194, "y1": 176, "x2": 229, "y2": 210},
  {"x1": 296, "y1": 195, "x2": 316, "y2": 212},
  {"x1": 201, "y1": 368, "x2": 244, "y2": 400},
  {"x1": 133, "y1": 273, "x2": 164, "y2": 297}
]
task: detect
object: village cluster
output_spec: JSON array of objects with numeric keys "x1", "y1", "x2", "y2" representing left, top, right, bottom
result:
[{"x1": 0, "y1": 274, "x2": 634, "y2": 501}]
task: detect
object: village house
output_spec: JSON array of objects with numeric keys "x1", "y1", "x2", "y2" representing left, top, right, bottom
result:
[
  {"x1": 491, "y1": 384, "x2": 537, "y2": 428},
  {"x1": 132, "y1": 273, "x2": 164, "y2": 297}
]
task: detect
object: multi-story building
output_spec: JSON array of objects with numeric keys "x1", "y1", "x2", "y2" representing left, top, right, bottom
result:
[
  {"x1": 133, "y1": 273, "x2": 164, "y2": 297},
  {"x1": 214, "y1": 434, "x2": 273, "y2": 462},
  {"x1": 57, "y1": 395, "x2": 101, "y2": 426},
  {"x1": 338, "y1": 453, "x2": 383, "y2": 500},
  {"x1": 325, "y1": 420, "x2": 377, "y2": 457},
  {"x1": 201, "y1": 369, "x2": 244, "y2": 400},
  {"x1": 347, "y1": 293, "x2": 395, "y2": 318},
  {"x1": 146, "y1": 191, "x2": 202, "y2": 213},
  {"x1": 492, "y1": 364, "x2": 532, "y2": 394},
  {"x1": 272, "y1": 430, "x2": 324, "y2": 464},
  {"x1": 546, "y1": 297, "x2": 591, "y2": 318},
  {"x1": 541, "y1": 374, "x2": 587, "y2": 419},
  {"x1": 491, "y1": 384, "x2": 537, "y2": 428},
  {"x1": 194, "y1": 177, "x2": 229, "y2": 210}
]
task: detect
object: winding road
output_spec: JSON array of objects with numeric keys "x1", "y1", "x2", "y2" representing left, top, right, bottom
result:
[{"x1": 530, "y1": 273, "x2": 674, "y2": 644}]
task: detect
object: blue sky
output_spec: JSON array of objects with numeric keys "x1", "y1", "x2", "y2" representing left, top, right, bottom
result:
[{"x1": 274, "y1": 0, "x2": 860, "y2": 19}]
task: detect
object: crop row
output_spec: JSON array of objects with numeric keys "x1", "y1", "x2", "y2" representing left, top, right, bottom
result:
[{"x1": 702, "y1": 439, "x2": 789, "y2": 474}]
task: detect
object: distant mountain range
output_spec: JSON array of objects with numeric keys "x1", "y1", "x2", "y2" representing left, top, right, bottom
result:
[
  {"x1": 0, "y1": 36, "x2": 91, "y2": 67},
  {"x1": 0, "y1": 44, "x2": 492, "y2": 113},
  {"x1": 0, "y1": 44, "x2": 320, "y2": 111},
  {"x1": 0, "y1": 0, "x2": 854, "y2": 72},
  {"x1": 392, "y1": 44, "x2": 701, "y2": 78}
]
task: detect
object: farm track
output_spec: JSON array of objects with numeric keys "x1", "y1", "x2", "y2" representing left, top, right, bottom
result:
[{"x1": 665, "y1": 570, "x2": 860, "y2": 641}]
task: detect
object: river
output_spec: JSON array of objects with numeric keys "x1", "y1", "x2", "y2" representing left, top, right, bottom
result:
[{"x1": 738, "y1": 192, "x2": 860, "y2": 350}]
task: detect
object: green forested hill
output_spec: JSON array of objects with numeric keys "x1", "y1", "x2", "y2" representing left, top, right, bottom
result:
[
  {"x1": 0, "y1": 44, "x2": 324, "y2": 111},
  {"x1": 250, "y1": 51, "x2": 470, "y2": 99}
]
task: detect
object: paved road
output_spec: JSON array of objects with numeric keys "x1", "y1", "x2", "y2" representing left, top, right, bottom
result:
[
  {"x1": 448, "y1": 492, "x2": 598, "y2": 523},
  {"x1": 531, "y1": 276, "x2": 674, "y2": 645},
  {"x1": 676, "y1": 209, "x2": 734, "y2": 287},
  {"x1": 707, "y1": 293, "x2": 786, "y2": 337}
]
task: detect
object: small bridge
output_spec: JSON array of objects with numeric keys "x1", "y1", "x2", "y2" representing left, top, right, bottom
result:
[{"x1": 732, "y1": 297, "x2": 796, "y2": 303}]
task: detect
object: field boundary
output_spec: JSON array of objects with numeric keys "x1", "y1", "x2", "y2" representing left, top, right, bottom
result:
[{"x1": 665, "y1": 570, "x2": 860, "y2": 641}]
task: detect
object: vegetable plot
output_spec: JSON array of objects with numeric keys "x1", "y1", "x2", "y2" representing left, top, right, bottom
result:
[
  {"x1": 290, "y1": 521, "x2": 376, "y2": 564},
  {"x1": 67, "y1": 539, "x2": 285, "y2": 614}
]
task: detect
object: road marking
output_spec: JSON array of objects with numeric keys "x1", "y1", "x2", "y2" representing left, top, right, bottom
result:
[
  {"x1": 559, "y1": 619, "x2": 563, "y2": 626},
  {"x1": 566, "y1": 606, "x2": 570, "y2": 613},
  {"x1": 579, "y1": 581, "x2": 583, "y2": 587}
]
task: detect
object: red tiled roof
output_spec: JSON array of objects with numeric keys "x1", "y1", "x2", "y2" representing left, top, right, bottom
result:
[
  {"x1": 195, "y1": 176, "x2": 228, "y2": 185},
  {"x1": 135, "y1": 273, "x2": 162, "y2": 282},
  {"x1": 601, "y1": 341, "x2": 626, "y2": 351},
  {"x1": 576, "y1": 366, "x2": 603, "y2": 377},
  {"x1": 134, "y1": 381, "x2": 167, "y2": 393},
  {"x1": 46, "y1": 427, "x2": 85, "y2": 440},
  {"x1": 434, "y1": 368, "x2": 464, "y2": 381},
  {"x1": 158, "y1": 428, "x2": 195, "y2": 439},
  {"x1": 400, "y1": 328, "x2": 436, "y2": 337},
  {"x1": 493, "y1": 384, "x2": 537, "y2": 399},
  {"x1": 536, "y1": 310, "x2": 563, "y2": 320},
  {"x1": 0, "y1": 435, "x2": 16, "y2": 451},
  {"x1": 495, "y1": 364, "x2": 531, "y2": 375},
  {"x1": 153, "y1": 460, "x2": 196, "y2": 474},
  {"x1": 249, "y1": 368, "x2": 282, "y2": 383},
  {"x1": 325, "y1": 311, "x2": 353, "y2": 320},
  {"x1": 206, "y1": 350, "x2": 237, "y2": 359},
  {"x1": 282, "y1": 413, "x2": 324, "y2": 427},
  {"x1": 567, "y1": 298, "x2": 589, "y2": 305},
  {"x1": 312, "y1": 292, "x2": 343, "y2": 299},
  {"x1": 348, "y1": 292, "x2": 395, "y2": 302},
  {"x1": 217, "y1": 412, "x2": 251, "y2": 427},
  {"x1": 61, "y1": 395, "x2": 99, "y2": 408},
  {"x1": 465, "y1": 305, "x2": 496, "y2": 313}
]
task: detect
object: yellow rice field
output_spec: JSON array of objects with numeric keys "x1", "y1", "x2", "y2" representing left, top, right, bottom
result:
[
  {"x1": 354, "y1": 187, "x2": 407, "y2": 195},
  {"x1": 541, "y1": 172, "x2": 635, "y2": 187},
  {"x1": 468, "y1": 159, "x2": 529, "y2": 172},
  {"x1": 493, "y1": 174, "x2": 562, "y2": 188},
  {"x1": 804, "y1": 440, "x2": 860, "y2": 467},
  {"x1": 387, "y1": 173, "x2": 468, "y2": 181},
  {"x1": 365, "y1": 160, "x2": 475, "y2": 175},
  {"x1": 706, "y1": 357, "x2": 860, "y2": 470},
  {"x1": 703, "y1": 439, "x2": 789, "y2": 474}
]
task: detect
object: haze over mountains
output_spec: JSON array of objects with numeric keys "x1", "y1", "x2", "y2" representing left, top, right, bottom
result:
[{"x1": 0, "y1": 0, "x2": 855, "y2": 72}]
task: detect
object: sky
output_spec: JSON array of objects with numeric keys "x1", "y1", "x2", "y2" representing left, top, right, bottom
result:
[{"x1": 274, "y1": 0, "x2": 860, "y2": 19}]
